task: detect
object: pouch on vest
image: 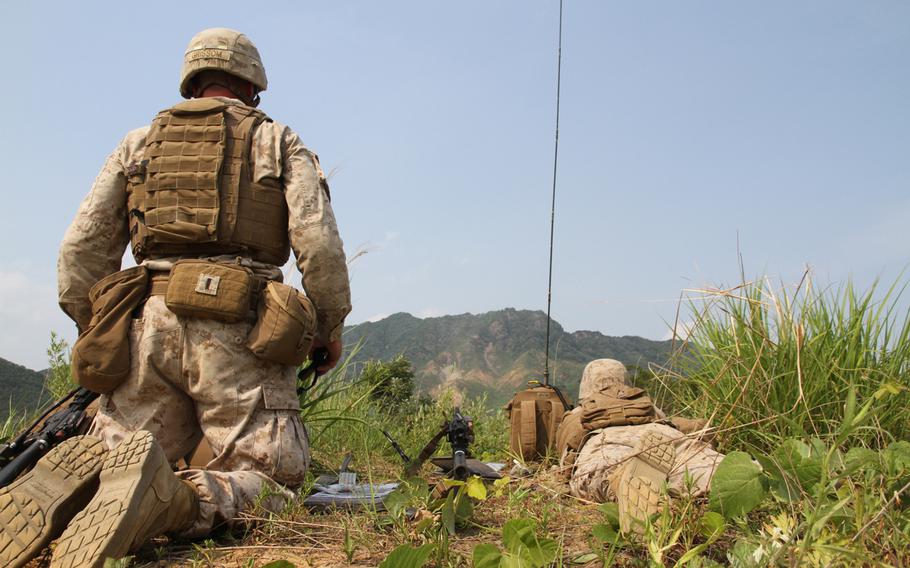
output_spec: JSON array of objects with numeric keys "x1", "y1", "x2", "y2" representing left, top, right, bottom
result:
[
  {"x1": 506, "y1": 384, "x2": 573, "y2": 462},
  {"x1": 165, "y1": 260, "x2": 255, "y2": 322},
  {"x1": 579, "y1": 385, "x2": 656, "y2": 429},
  {"x1": 71, "y1": 266, "x2": 149, "y2": 393},
  {"x1": 246, "y1": 281, "x2": 316, "y2": 366}
]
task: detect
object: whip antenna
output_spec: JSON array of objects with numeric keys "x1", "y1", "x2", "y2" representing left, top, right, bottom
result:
[{"x1": 543, "y1": 0, "x2": 564, "y2": 386}]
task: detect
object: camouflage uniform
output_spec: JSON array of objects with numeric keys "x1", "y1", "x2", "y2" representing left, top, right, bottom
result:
[
  {"x1": 57, "y1": 100, "x2": 351, "y2": 535},
  {"x1": 563, "y1": 360, "x2": 723, "y2": 504}
]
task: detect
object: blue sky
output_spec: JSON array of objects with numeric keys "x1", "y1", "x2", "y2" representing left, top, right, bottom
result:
[{"x1": 1, "y1": 1, "x2": 908, "y2": 369}]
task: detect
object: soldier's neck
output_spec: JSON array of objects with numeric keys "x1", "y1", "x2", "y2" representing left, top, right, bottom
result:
[{"x1": 198, "y1": 86, "x2": 241, "y2": 100}]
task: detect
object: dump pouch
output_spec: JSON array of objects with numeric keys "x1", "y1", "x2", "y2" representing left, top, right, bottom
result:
[
  {"x1": 246, "y1": 281, "x2": 316, "y2": 366},
  {"x1": 164, "y1": 260, "x2": 255, "y2": 322},
  {"x1": 71, "y1": 266, "x2": 149, "y2": 393}
]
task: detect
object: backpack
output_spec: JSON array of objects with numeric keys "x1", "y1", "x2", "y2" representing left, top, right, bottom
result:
[{"x1": 506, "y1": 383, "x2": 573, "y2": 461}]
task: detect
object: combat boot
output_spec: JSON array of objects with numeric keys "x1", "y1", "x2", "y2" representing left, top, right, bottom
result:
[
  {"x1": 612, "y1": 430, "x2": 675, "y2": 534},
  {"x1": 50, "y1": 430, "x2": 199, "y2": 568},
  {"x1": 0, "y1": 436, "x2": 107, "y2": 568}
]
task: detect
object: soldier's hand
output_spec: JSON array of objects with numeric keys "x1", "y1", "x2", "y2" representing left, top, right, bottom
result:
[{"x1": 312, "y1": 339, "x2": 342, "y2": 372}]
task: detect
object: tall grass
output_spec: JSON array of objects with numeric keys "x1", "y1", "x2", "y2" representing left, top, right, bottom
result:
[
  {"x1": 655, "y1": 275, "x2": 910, "y2": 454},
  {"x1": 301, "y1": 340, "x2": 509, "y2": 478}
]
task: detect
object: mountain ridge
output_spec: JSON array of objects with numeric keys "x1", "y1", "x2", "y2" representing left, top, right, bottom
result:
[
  {"x1": 0, "y1": 356, "x2": 51, "y2": 422},
  {"x1": 343, "y1": 308, "x2": 672, "y2": 405}
]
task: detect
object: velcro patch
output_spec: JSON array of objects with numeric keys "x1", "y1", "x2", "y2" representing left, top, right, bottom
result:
[{"x1": 195, "y1": 274, "x2": 221, "y2": 296}]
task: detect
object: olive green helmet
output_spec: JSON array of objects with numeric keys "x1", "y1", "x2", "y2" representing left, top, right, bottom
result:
[{"x1": 179, "y1": 28, "x2": 268, "y2": 98}]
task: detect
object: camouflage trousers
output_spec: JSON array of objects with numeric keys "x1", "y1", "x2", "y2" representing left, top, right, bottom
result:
[
  {"x1": 89, "y1": 295, "x2": 309, "y2": 537},
  {"x1": 569, "y1": 423, "x2": 723, "y2": 503}
]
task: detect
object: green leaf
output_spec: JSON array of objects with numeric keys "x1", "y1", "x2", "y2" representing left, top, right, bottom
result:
[
  {"x1": 709, "y1": 451, "x2": 767, "y2": 519},
  {"x1": 500, "y1": 553, "x2": 527, "y2": 568},
  {"x1": 598, "y1": 502, "x2": 620, "y2": 529},
  {"x1": 727, "y1": 540, "x2": 762, "y2": 568},
  {"x1": 455, "y1": 490, "x2": 475, "y2": 525},
  {"x1": 379, "y1": 543, "x2": 433, "y2": 568},
  {"x1": 882, "y1": 441, "x2": 910, "y2": 475},
  {"x1": 492, "y1": 476, "x2": 511, "y2": 497},
  {"x1": 466, "y1": 476, "x2": 488, "y2": 500},
  {"x1": 842, "y1": 447, "x2": 877, "y2": 476},
  {"x1": 591, "y1": 523, "x2": 622, "y2": 546},
  {"x1": 698, "y1": 511, "x2": 725, "y2": 542},
  {"x1": 501, "y1": 518, "x2": 557, "y2": 567},
  {"x1": 261, "y1": 562, "x2": 295, "y2": 568},
  {"x1": 472, "y1": 543, "x2": 503, "y2": 568},
  {"x1": 441, "y1": 490, "x2": 456, "y2": 535},
  {"x1": 502, "y1": 518, "x2": 537, "y2": 552},
  {"x1": 773, "y1": 439, "x2": 823, "y2": 489},
  {"x1": 572, "y1": 552, "x2": 600, "y2": 564},
  {"x1": 533, "y1": 539, "x2": 559, "y2": 567},
  {"x1": 751, "y1": 452, "x2": 795, "y2": 503}
]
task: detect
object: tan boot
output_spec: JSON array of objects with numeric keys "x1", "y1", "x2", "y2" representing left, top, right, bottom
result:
[
  {"x1": 50, "y1": 430, "x2": 199, "y2": 568},
  {"x1": 613, "y1": 430, "x2": 675, "y2": 534},
  {"x1": 0, "y1": 436, "x2": 107, "y2": 568}
]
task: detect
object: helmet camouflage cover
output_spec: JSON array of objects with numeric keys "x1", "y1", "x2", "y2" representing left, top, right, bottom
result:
[
  {"x1": 578, "y1": 359, "x2": 630, "y2": 400},
  {"x1": 180, "y1": 28, "x2": 268, "y2": 98}
]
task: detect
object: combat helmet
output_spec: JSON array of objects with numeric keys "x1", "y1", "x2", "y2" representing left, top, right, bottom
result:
[
  {"x1": 578, "y1": 359, "x2": 629, "y2": 400},
  {"x1": 179, "y1": 28, "x2": 267, "y2": 98}
]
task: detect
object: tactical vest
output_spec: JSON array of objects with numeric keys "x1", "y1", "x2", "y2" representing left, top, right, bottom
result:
[{"x1": 126, "y1": 99, "x2": 290, "y2": 265}]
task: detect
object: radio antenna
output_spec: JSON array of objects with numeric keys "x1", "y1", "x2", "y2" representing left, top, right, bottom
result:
[{"x1": 543, "y1": 0, "x2": 564, "y2": 386}]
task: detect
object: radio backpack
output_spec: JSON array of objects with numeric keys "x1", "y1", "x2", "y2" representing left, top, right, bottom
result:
[{"x1": 506, "y1": 382, "x2": 573, "y2": 462}]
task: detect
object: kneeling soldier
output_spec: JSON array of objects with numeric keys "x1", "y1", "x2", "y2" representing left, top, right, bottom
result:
[{"x1": 0, "y1": 28, "x2": 351, "y2": 567}]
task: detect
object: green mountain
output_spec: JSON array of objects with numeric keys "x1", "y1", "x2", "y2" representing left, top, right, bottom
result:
[
  {"x1": 0, "y1": 357, "x2": 51, "y2": 422},
  {"x1": 343, "y1": 309, "x2": 673, "y2": 405}
]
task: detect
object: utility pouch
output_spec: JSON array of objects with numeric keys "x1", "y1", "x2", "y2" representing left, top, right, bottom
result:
[
  {"x1": 71, "y1": 266, "x2": 149, "y2": 393},
  {"x1": 165, "y1": 260, "x2": 254, "y2": 323},
  {"x1": 579, "y1": 386, "x2": 656, "y2": 429},
  {"x1": 246, "y1": 281, "x2": 316, "y2": 366}
]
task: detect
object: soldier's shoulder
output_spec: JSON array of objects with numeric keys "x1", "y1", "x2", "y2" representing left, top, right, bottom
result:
[
  {"x1": 257, "y1": 118, "x2": 314, "y2": 153},
  {"x1": 123, "y1": 125, "x2": 151, "y2": 143},
  {"x1": 118, "y1": 126, "x2": 151, "y2": 162}
]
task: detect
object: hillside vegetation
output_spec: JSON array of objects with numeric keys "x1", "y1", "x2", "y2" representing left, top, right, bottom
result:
[
  {"x1": 5, "y1": 281, "x2": 910, "y2": 567},
  {"x1": 344, "y1": 309, "x2": 672, "y2": 405},
  {"x1": 0, "y1": 356, "x2": 49, "y2": 422}
]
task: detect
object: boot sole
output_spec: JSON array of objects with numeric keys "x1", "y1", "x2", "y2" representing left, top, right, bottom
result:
[
  {"x1": 617, "y1": 430, "x2": 675, "y2": 534},
  {"x1": 0, "y1": 436, "x2": 106, "y2": 568},
  {"x1": 51, "y1": 430, "x2": 163, "y2": 568}
]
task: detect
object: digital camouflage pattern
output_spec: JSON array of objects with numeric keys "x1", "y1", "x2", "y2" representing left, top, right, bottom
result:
[
  {"x1": 569, "y1": 422, "x2": 723, "y2": 502},
  {"x1": 59, "y1": 68, "x2": 350, "y2": 538},
  {"x1": 89, "y1": 295, "x2": 306, "y2": 536},
  {"x1": 563, "y1": 359, "x2": 723, "y2": 503},
  {"x1": 578, "y1": 358, "x2": 632, "y2": 400},
  {"x1": 58, "y1": 96, "x2": 351, "y2": 342}
]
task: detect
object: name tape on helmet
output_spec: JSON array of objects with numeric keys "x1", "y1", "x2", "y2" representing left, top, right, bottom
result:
[{"x1": 187, "y1": 48, "x2": 232, "y2": 62}]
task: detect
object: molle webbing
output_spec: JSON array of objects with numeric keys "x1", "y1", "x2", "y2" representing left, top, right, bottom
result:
[
  {"x1": 128, "y1": 100, "x2": 290, "y2": 265},
  {"x1": 144, "y1": 107, "x2": 225, "y2": 241}
]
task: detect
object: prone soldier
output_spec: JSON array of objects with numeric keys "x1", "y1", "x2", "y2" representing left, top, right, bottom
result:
[{"x1": 556, "y1": 359, "x2": 724, "y2": 533}]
